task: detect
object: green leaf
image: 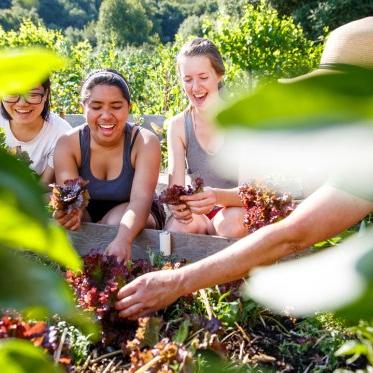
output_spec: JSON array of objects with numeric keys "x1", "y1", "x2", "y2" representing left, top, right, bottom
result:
[
  {"x1": 0, "y1": 148, "x2": 81, "y2": 271},
  {"x1": 0, "y1": 48, "x2": 66, "y2": 97},
  {"x1": 335, "y1": 340, "x2": 368, "y2": 357},
  {"x1": 0, "y1": 201, "x2": 81, "y2": 272},
  {"x1": 138, "y1": 317, "x2": 162, "y2": 348},
  {"x1": 214, "y1": 66, "x2": 373, "y2": 131},
  {"x1": 196, "y1": 350, "x2": 254, "y2": 372},
  {"x1": 245, "y1": 228, "x2": 373, "y2": 322},
  {"x1": 0, "y1": 247, "x2": 97, "y2": 337},
  {"x1": 0, "y1": 148, "x2": 47, "y2": 224},
  {"x1": 173, "y1": 319, "x2": 190, "y2": 344},
  {"x1": 0, "y1": 339, "x2": 63, "y2": 373}
]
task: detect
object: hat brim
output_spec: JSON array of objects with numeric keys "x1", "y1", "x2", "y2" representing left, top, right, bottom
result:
[{"x1": 278, "y1": 68, "x2": 340, "y2": 84}]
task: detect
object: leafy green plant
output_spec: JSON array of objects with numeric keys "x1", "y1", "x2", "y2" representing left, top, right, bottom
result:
[
  {"x1": 0, "y1": 339, "x2": 63, "y2": 373},
  {"x1": 336, "y1": 320, "x2": 373, "y2": 366},
  {"x1": 0, "y1": 46, "x2": 96, "y2": 372},
  {"x1": 205, "y1": 0, "x2": 322, "y2": 82}
]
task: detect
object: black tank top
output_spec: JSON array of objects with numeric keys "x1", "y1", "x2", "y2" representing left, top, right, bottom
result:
[{"x1": 78, "y1": 123, "x2": 140, "y2": 222}]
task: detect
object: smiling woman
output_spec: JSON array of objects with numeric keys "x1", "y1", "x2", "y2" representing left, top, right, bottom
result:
[
  {"x1": 0, "y1": 79, "x2": 71, "y2": 184},
  {"x1": 165, "y1": 38, "x2": 247, "y2": 238},
  {"x1": 53, "y1": 69, "x2": 165, "y2": 262}
]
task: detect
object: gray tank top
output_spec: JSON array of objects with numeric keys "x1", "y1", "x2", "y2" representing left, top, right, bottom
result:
[
  {"x1": 184, "y1": 110, "x2": 236, "y2": 189},
  {"x1": 78, "y1": 123, "x2": 140, "y2": 222}
]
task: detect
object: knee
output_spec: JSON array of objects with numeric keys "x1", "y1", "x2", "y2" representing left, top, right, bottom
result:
[
  {"x1": 166, "y1": 215, "x2": 208, "y2": 235},
  {"x1": 213, "y1": 208, "x2": 247, "y2": 238}
]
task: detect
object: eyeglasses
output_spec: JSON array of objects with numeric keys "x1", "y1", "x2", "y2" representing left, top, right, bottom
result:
[{"x1": 3, "y1": 92, "x2": 45, "y2": 105}]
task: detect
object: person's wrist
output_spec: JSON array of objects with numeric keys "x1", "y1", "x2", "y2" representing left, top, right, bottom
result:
[
  {"x1": 113, "y1": 232, "x2": 132, "y2": 246},
  {"x1": 174, "y1": 267, "x2": 191, "y2": 297},
  {"x1": 211, "y1": 187, "x2": 219, "y2": 205}
]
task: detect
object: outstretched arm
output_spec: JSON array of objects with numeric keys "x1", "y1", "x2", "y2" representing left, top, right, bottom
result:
[{"x1": 116, "y1": 185, "x2": 373, "y2": 318}]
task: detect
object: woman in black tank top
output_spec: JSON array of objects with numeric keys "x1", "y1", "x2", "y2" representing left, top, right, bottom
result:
[{"x1": 53, "y1": 69, "x2": 165, "y2": 262}]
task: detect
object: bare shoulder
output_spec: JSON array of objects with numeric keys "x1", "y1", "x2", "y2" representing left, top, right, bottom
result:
[
  {"x1": 168, "y1": 112, "x2": 185, "y2": 132},
  {"x1": 134, "y1": 126, "x2": 160, "y2": 147},
  {"x1": 56, "y1": 125, "x2": 81, "y2": 153}
]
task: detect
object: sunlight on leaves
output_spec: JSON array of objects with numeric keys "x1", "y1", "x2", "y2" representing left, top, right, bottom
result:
[
  {"x1": 0, "y1": 339, "x2": 63, "y2": 373},
  {"x1": 0, "y1": 48, "x2": 67, "y2": 97},
  {"x1": 214, "y1": 67, "x2": 373, "y2": 131},
  {"x1": 0, "y1": 201, "x2": 81, "y2": 271},
  {"x1": 0, "y1": 247, "x2": 97, "y2": 337}
]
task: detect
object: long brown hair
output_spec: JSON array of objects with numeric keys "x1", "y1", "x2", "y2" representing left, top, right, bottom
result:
[{"x1": 177, "y1": 38, "x2": 225, "y2": 88}]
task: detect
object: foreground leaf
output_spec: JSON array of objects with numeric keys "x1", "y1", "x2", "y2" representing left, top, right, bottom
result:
[
  {"x1": 245, "y1": 228, "x2": 373, "y2": 322},
  {"x1": 0, "y1": 148, "x2": 47, "y2": 224},
  {"x1": 0, "y1": 247, "x2": 96, "y2": 337},
  {"x1": 0, "y1": 201, "x2": 81, "y2": 271},
  {"x1": 0, "y1": 339, "x2": 63, "y2": 373},
  {"x1": 215, "y1": 67, "x2": 373, "y2": 131},
  {"x1": 0, "y1": 48, "x2": 66, "y2": 97}
]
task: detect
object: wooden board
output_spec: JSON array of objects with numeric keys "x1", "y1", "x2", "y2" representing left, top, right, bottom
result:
[{"x1": 69, "y1": 222, "x2": 237, "y2": 262}]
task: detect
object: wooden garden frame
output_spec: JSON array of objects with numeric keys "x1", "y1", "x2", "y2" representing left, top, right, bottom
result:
[{"x1": 69, "y1": 223, "x2": 237, "y2": 261}]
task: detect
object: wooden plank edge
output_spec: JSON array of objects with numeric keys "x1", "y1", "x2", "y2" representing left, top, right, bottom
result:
[{"x1": 68, "y1": 222, "x2": 237, "y2": 262}]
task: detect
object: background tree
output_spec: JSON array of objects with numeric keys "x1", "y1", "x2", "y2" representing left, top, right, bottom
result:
[
  {"x1": 0, "y1": 0, "x2": 41, "y2": 31},
  {"x1": 0, "y1": 0, "x2": 11, "y2": 8},
  {"x1": 97, "y1": 0, "x2": 153, "y2": 47},
  {"x1": 269, "y1": 0, "x2": 373, "y2": 40},
  {"x1": 177, "y1": 14, "x2": 208, "y2": 39},
  {"x1": 206, "y1": 1, "x2": 322, "y2": 82}
]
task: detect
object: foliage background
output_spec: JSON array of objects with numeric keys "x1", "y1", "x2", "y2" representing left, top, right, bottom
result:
[{"x1": 0, "y1": 1, "x2": 326, "y2": 118}]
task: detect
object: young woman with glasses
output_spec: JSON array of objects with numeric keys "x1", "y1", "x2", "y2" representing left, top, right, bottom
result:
[{"x1": 0, "y1": 79, "x2": 71, "y2": 184}]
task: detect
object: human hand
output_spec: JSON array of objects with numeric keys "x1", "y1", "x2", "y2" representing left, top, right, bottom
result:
[
  {"x1": 168, "y1": 203, "x2": 193, "y2": 224},
  {"x1": 53, "y1": 208, "x2": 82, "y2": 231},
  {"x1": 180, "y1": 187, "x2": 217, "y2": 215},
  {"x1": 115, "y1": 269, "x2": 184, "y2": 319},
  {"x1": 104, "y1": 237, "x2": 132, "y2": 263}
]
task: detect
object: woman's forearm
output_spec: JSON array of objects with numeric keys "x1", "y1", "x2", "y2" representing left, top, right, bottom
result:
[
  {"x1": 177, "y1": 220, "x2": 300, "y2": 295},
  {"x1": 214, "y1": 187, "x2": 242, "y2": 207},
  {"x1": 116, "y1": 201, "x2": 151, "y2": 244}
]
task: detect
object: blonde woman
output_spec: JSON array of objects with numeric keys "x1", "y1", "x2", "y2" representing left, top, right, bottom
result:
[{"x1": 166, "y1": 38, "x2": 247, "y2": 238}]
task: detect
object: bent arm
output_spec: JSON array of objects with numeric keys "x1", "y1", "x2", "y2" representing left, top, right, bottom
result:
[
  {"x1": 167, "y1": 116, "x2": 187, "y2": 186},
  {"x1": 40, "y1": 165, "x2": 55, "y2": 185},
  {"x1": 54, "y1": 133, "x2": 80, "y2": 183},
  {"x1": 53, "y1": 132, "x2": 82, "y2": 230},
  {"x1": 178, "y1": 185, "x2": 373, "y2": 294}
]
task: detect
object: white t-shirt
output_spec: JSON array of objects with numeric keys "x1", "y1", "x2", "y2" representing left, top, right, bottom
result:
[{"x1": 0, "y1": 112, "x2": 71, "y2": 175}]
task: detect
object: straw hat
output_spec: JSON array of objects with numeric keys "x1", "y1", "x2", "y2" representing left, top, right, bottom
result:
[{"x1": 280, "y1": 17, "x2": 373, "y2": 83}]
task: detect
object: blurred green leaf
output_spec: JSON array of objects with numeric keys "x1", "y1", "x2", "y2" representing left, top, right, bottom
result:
[
  {"x1": 335, "y1": 340, "x2": 368, "y2": 358},
  {"x1": 0, "y1": 48, "x2": 66, "y2": 97},
  {"x1": 0, "y1": 247, "x2": 97, "y2": 337},
  {"x1": 245, "y1": 228, "x2": 373, "y2": 322},
  {"x1": 0, "y1": 148, "x2": 47, "y2": 224},
  {"x1": 0, "y1": 339, "x2": 63, "y2": 373},
  {"x1": 0, "y1": 201, "x2": 81, "y2": 272},
  {"x1": 0, "y1": 148, "x2": 81, "y2": 271},
  {"x1": 215, "y1": 67, "x2": 373, "y2": 131}
]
